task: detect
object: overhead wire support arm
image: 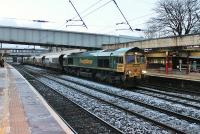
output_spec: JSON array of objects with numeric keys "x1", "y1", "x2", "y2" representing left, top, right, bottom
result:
[
  {"x1": 67, "y1": 0, "x2": 88, "y2": 29},
  {"x1": 112, "y1": 0, "x2": 133, "y2": 31}
]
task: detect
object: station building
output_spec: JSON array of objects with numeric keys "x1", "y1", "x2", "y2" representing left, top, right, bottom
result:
[{"x1": 102, "y1": 34, "x2": 200, "y2": 74}]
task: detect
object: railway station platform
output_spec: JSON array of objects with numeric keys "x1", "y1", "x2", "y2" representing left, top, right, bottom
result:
[
  {"x1": 0, "y1": 64, "x2": 73, "y2": 134},
  {"x1": 144, "y1": 69, "x2": 200, "y2": 90},
  {"x1": 146, "y1": 69, "x2": 200, "y2": 82}
]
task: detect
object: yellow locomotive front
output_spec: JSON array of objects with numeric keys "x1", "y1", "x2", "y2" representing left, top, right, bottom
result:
[
  {"x1": 116, "y1": 47, "x2": 147, "y2": 80},
  {"x1": 124, "y1": 51, "x2": 146, "y2": 78}
]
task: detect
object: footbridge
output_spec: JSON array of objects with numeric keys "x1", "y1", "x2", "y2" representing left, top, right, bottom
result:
[{"x1": 0, "y1": 26, "x2": 140, "y2": 49}]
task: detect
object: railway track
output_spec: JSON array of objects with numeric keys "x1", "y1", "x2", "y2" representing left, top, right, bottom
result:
[
  {"x1": 42, "y1": 73, "x2": 200, "y2": 122},
  {"x1": 140, "y1": 82, "x2": 200, "y2": 96},
  {"x1": 45, "y1": 75, "x2": 200, "y2": 122},
  {"x1": 14, "y1": 64, "x2": 171, "y2": 134},
  {"x1": 24, "y1": 65, "x2": 200, "y2": 111},
  {"x1": 20, "y1": 65, "x2": 200, "y2": 133},
  {"x1": 15, "y1": 66, "x2": 124, "y2": 134},
  {"x1": 136, "y1": 86, "x2": 200, "y2": 109},
  {"x1": 15, "y1": 65, "x2": 200, "y2": 133}
]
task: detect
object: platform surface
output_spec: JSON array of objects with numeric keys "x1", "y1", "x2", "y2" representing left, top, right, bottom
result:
[
  {"x1": 0, "y1": 64, "x2": 73, "y2": 134},
  {"x1": 146, "y1": 69, "x2": 200, "y2": 82}
]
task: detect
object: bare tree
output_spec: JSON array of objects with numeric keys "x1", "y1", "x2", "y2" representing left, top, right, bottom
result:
[
  {"x1": 147, "y1": 0, "x2": 200, "y2": 37},
  {"x1": 144, "y1": 24, "x2": 159, "y2": 39}
]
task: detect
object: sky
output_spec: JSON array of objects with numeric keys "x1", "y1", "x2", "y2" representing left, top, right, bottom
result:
[{"x1": 0, "y1": 0, "x2": 158, "y2": 38}]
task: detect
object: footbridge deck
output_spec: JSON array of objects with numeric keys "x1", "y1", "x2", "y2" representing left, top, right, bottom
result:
[{"x1": 0, "y1": 26, "x2": 140, "y2": 49}]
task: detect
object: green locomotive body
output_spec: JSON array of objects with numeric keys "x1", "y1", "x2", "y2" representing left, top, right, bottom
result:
[{"x1": 63, "y1": 47, "x2": 147, "y2": 83}]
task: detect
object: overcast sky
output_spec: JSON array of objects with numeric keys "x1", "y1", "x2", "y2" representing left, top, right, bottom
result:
[{"x1": 0, "y1": 0, "x2": 158, "y2": 37}]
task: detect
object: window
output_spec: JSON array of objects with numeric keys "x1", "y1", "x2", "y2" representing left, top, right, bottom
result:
[
  {"x1": 137, "y1": 56, "x2": 145, "y2": 63},
  {"x1": 116, "y1": 57, "x2": 123, "y2": 64},
  {"x1": 126, "y1": 55, "x2": 135, "y2": 64}
]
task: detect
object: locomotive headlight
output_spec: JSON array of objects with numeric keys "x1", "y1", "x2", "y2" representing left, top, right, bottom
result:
[
  {"x1": 126, "y1": 70, "x2": 132, "y2": 75},
  {"x1": 128, "y1": 70, "x2": 132, "y2": 74},
  {"x1": 142, "y1": 70, "x2": 147, "y2": 74}
]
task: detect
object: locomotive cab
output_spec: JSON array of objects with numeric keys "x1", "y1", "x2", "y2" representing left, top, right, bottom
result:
[
  {"x1": 125, "y1": 52, "x2": 146, "y2": 78},
  {"x1": 116, "y1": 47, "x2": 146, "y2": 79}
]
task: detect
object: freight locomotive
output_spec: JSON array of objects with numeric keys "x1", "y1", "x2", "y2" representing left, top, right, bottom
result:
[{"x1": 24, "y1": 47, "x2": 147, "y2": 84}]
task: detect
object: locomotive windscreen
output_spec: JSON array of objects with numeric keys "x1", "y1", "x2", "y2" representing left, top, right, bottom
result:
[{"x1": 126, "y1": 55, "x2": 135, "y2": 64}]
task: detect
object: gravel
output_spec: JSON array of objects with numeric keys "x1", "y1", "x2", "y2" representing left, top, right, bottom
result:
[
  {"x1": 58, "y1": 75, "x2": 200, "y2": 120},
  {"x1": 38, "y1": 77, "x2": 169, "y2": 134},
  {"x1": 24, "y1": 65, "x2": 200, "y2": 133},
  {"x1": 40, "y1": 76, "x2": 200, "y2": 133}
]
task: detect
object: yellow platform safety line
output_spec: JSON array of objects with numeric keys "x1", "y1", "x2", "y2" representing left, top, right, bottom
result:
[{"x1": 0, "y1": 66, "x2": 10, "y2": 134}]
